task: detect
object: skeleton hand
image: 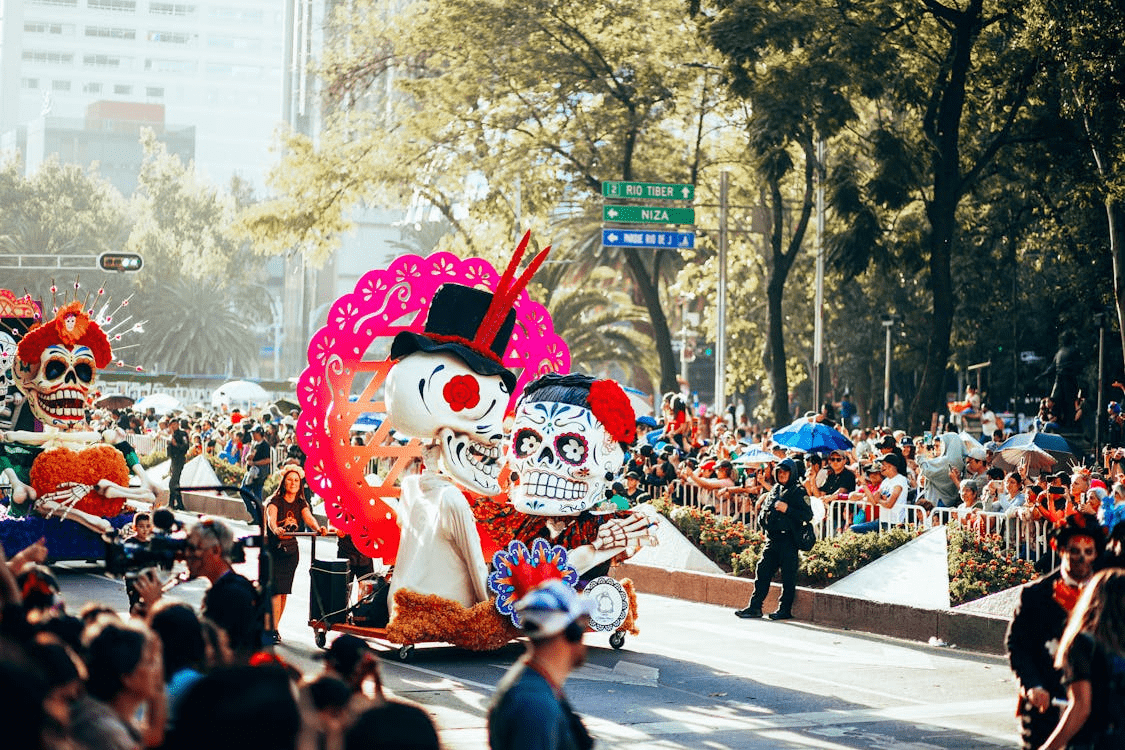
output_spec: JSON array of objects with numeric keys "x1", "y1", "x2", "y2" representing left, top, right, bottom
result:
[
  {"x1": 592, "y1": 512, "x2": 659, "y2": 551},
  {"x1": 38, "y1": 483, "x2": 93, "y2": 507}
]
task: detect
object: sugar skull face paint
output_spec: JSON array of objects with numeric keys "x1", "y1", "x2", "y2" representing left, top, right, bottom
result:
[{"x1": 507, "y1": 400, "x2": 624, "y2": 516}]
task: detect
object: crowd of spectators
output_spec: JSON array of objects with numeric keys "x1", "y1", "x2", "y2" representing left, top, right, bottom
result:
[
  {"x1": 0, "y1": 515, "x2": 439, "y2": 750},
  {"x1": 631, "y1": 393, "x2": 1125, "y2": 562}
]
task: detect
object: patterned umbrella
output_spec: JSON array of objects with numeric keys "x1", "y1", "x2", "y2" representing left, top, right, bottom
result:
[
  {"x1": 770, "y1": 416, "x2": 853, "y2": 453},
  {"x1": 992, "y1": 432, "x2": 1074, "y2": 473},
  {"x1": 994, "y1": 443, "x2": 1057, "y2": 476}
]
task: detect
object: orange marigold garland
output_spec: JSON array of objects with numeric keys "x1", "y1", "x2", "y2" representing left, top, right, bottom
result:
[
  {"x1": 618, "y1": 577, "x2": 640, "y2": 636},
  {"x1": 29, "y1": 444, "x2": 130, "y2": 518},
  {"x1": 384, "y1": 590, "x2": 518, "y2": 651}
]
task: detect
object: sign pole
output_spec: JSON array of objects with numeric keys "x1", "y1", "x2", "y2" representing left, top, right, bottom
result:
[
  {"x1": 813, "y1": 138, "x2": 826, "y2": 414},
  {"x1": 716, "y1": 171, "x2": 729, "y2": 423}
]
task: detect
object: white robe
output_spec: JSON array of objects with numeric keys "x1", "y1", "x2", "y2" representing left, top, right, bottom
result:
[{"x1": 387, "y1": 468, "x2": 490, "y2": 620}]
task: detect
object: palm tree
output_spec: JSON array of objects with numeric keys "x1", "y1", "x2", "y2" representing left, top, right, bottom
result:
[
  {"x1": 133, "y1": 278, "x2": 261, "y2": 375},
  {"x1": 535, "y1": 267, "x2": 659, "y2": 393}
]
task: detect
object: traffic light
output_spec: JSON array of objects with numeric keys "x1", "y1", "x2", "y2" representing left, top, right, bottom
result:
[{"x1": 97, "y1": 252, "x2": 144, "y2": 272}]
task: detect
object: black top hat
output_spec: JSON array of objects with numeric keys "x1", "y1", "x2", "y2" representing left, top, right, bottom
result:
[
  {"x1": 390, "y1": 232, "x2": 549, "y2": 393},
  {"x1": 391, "y1": 284, "x2": 518, "y2": 390}
]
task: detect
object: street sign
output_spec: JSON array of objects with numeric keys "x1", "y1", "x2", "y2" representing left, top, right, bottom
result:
[
  {"x1": 602, "y1": 181, "x2": 694, "y2": 201},
  {"x1": 97, "y1": 252, "x2": 144, "y2": 272},
  {"x1": 603, "y1": 205, "x2": 695, "y2": 225},
  {"x1": 602, "y1": 229, "x2": 695, "y2": 249}
]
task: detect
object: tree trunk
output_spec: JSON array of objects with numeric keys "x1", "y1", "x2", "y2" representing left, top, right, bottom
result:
[
  {"x1": 909, "y1": 214, "x2": 955, "y2": 432},
  {"x1": 1109, "y1": 198, "x2": 1125, "y2": 375},
  {"x1": 621, "y1": 246, "x2": 678, "y2": 395},
  {"x1": 907, "y1": 4, "x2": 978, "y2": 433},
  {"x1": 766, "y1": 273, "x2": 790, "y2": 427}
]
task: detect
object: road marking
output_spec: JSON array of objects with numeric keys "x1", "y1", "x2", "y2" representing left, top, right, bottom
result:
[
  {"x1": 383, "y1": 654, "x2": 1014, "y2": 747},
  {"x1": 688, "y1": 621, "x2": 938, "y2": 670}
]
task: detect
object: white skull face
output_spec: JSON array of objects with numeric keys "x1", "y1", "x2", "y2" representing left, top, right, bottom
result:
[
  {"x1": 384, "y1": 350, "x2": 509, "y2": 495},
  {"x1": 0, "y1": 331, "x2": 17, "y2": 393},
  {"x1": 15, "y1": 343, "x2": 97, "y2": 426},
  {"x1": 507, "y1": 399, "x2": 625, "y2": 515}
]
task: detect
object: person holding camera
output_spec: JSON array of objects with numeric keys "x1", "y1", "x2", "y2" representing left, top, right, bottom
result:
[
  {"x1": 135, "y1": 516, "x2": 262, "y2": 660},
  {"x1": 264, "y1": 464, "x2": 327, "y2": 640}
]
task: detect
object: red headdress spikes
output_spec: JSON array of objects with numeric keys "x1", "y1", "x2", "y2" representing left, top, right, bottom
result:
[
  {"x1": 17, "y1": 301, "x2": 112, "y2": 369},
  {"x1": 473, "y1": 231, "x2": 550, "y2": 354}
]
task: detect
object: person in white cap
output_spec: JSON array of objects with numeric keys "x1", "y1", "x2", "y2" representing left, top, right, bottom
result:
[{"x1": 488, "y1": 579, "x2": 594, "y2": 750}]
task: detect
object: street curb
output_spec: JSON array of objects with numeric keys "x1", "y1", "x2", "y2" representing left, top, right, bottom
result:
[{"x1": 615, "y1": 561, "x2": 1010, "y2": 655}]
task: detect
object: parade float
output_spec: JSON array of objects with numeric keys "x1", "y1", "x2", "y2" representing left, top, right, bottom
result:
[
  {"x1": 297, "y1": 235, "x2": 657, "y2": 656},
  {"x1": 0, "y1": 288, "x2": 159, "y2": 561}
]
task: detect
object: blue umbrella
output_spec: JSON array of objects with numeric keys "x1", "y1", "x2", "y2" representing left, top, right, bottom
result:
[
  {"x1": 993, "y1": 432, "x2": 1074, "y2": 472},
  {"x1": 770, "y1": 416, "x2": 853, "y2": 453}
]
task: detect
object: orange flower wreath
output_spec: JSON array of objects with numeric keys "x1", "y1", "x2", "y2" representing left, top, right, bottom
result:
[
  {"x1": 384, "y1": 590, "x2": 519, "y2": 651},
  {"x1": 29, "y1": 444, "x2": 130, "y2": 518}
]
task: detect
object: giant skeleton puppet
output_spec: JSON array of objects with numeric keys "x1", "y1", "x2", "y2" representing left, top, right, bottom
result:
[
  {"x1": 507, "y1": 373, "x2": 659, "y2": 574},
  {"x1": 1, "y1": 302, "x2": 156, "y2": 533},
  {"x1": 382, "y1": 238, "x2": 550, "y2": 626}
]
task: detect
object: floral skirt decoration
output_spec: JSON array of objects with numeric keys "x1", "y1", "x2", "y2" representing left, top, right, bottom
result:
[{"x1": 384, "y1": 589, "x2": 519, "y2": 651}]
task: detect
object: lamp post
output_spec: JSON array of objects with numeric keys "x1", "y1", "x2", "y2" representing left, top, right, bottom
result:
[
  {"x1": 881, "y1": 315, "x2": 899, "y2": 428},
  {"x1": 246, "y1": 283, "x2": 283, "y2": 380}
]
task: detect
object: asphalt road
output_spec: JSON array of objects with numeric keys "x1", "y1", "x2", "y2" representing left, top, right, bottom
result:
[{"x1": 55, "y1": 520, "x2": 1020, "y2": 750}]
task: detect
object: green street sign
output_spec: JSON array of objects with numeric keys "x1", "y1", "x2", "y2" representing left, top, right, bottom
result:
[
  {"x1": 602, "y1": 181, "x2": 694, "y2": 201},
  {"x1": 603, "y1": 204, "x2": 695, "y2": 225}
]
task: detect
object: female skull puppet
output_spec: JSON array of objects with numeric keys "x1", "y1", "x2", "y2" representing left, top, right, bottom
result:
[
  {"x1": 383, "y1": 237, "x2": 549, "y2": 626},
  {"x1": 506, "y1": 372, "x2": 658, "y2": 575},
  {"x1": 1, "y1": 302, "x2": 156, "y2": 533}
]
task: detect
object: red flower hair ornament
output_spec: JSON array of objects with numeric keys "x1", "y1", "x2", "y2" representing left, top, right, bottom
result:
[{"x1": 587, "y1": 380, "x2": 636, "y2": 445}]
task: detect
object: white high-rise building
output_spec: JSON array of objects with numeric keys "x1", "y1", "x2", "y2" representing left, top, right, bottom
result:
[{"x1": 0, "y1": 0, "x2": 289, "y2": 191}]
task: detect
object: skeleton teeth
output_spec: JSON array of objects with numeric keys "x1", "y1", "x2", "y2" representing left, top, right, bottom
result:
[{"x1": 526, "y1": 470, "x2": 588, "y2": 500}]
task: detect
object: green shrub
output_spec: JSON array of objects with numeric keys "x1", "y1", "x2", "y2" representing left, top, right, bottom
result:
[
  {"x1": 947, "y1": 521, "x2": 1037, "y2": 606},
  {"x1": 797, "y1": 527, "x2": 920, "y2": 587},
  {"x1": 731, "y1": 546, "x2": 763, "y2": 577},
  {"x1": 206, "y1": 455, "x2": 246, "y2": 487},
  {"x1": 140, "y1": 451, "x2": 166, "y2": 469}
]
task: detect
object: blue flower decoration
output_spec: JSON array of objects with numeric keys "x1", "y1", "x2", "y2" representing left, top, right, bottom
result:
[{"x1": 488, "y1": 537, "x2": 578, "y2": 626}]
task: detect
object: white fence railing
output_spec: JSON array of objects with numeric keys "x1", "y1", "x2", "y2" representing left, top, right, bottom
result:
[{"x1": 653, "y1": 479, "x2": 1059, "y2": 566}]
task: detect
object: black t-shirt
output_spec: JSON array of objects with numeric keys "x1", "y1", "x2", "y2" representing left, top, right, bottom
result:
[
  {"x1": 1062, "y1": 632, "x2": 1125, "y2": 744},
  {"x1": 820, "y1": 469, "x2": 857, "y2": 496},
  {"x1": 169, "y1": 429, "x2": 190, "y2": 459},
  {"x1": 203, "y1": 570, "x2": 262, "y2": 654},
  {"x1": 249, "y1": 440, "x2": 271, "y2": 481}
]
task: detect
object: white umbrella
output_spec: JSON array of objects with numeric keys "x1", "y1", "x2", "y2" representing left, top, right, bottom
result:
[
  {"x1": 133, "y1": 393, "x2": 182, "y2": 415},
  {"x1": 732, "y1": 446, "x2": 780, "y2": 465},
  {"x1": 211, "y1": 380, "x2": 269, "y2": 409}
]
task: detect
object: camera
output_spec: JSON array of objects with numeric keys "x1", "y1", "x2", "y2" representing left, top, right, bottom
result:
[{"x1": 104, "y1": 509, "x2": 188, "y2": 577}]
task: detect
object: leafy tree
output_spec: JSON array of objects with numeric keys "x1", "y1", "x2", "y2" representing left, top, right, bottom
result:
[
  {"x1": 825, "y1": 0, "x2": 1040, "y2": 431},
  {"x1": 242, "y1": 0, "x2": 720, "y2": 394},
  {"x1": 1023, "y1": 0, "x2": 1125, "y2": 373},
  {"x1": 126, "y1": 132, "x2": 272, "y2": 375},
  {"x1": 137, "y1": 277, "x2": 259, "y2": 375},
  {"x1": 532, "y1": 265, "x2": 659, "y2": 392},
  {"x1": 0, "y1": 157, "x2": 132, "y2": 295},
  {"x1": 701, "y1": 0, "x2": 859, "y2": 425}
]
